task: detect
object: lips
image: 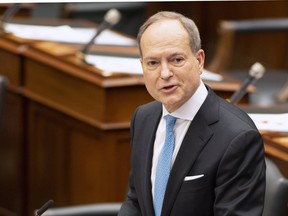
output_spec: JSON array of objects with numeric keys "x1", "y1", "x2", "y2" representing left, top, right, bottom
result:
[
  {"x1": 160, "y1": 84, "x2": 177, "y2": 93},
  {"x1": 163, "y1": 85, "x2": 174, "y2": 90}
]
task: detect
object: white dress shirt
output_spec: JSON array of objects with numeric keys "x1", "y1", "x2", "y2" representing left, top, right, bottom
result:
[{"x1": 151, "y1": 80, "x2": 208, "y2": 200}]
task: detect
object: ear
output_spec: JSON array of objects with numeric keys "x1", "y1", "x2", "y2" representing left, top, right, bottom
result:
[{"x1": 196, "y1": 49, "x2": 205, "y2": 73}]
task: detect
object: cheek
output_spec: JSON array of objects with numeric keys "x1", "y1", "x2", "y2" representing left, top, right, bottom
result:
[
  {"x1": 181, "y1": 68, "x2": 201, "y2": 91},
  {"x1": 143, "y1": 72, "x2": 151, "y2": 86},
  {"x1": 143, "y1": 73, "x2": 157, "y2": 93},
  {"x1": 186, "y1": 74, "x2": 200, "y2": 93},
  {"x1": 143, "y1": 71, "x2": 158, "y2": 84}
]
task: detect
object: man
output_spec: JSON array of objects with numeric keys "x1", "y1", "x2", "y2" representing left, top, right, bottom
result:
[{"x1": 118, "y1": 11, "x2": 266, "y2": 216}]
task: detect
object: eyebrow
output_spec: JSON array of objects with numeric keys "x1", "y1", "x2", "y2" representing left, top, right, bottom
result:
[
  {"x1": 142, "y1": 57, "x2": 158, "y2": 63},
  {"x1": 169, "y1": 53, "x2": 186, "y2": 58},
  {"x1": 143, "y1": 52, "x2": 186, "y2": 61}
]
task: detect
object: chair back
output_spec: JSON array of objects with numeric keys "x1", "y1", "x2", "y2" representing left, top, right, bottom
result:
[
  {"x1": 207, "y1": 18, "x2": 288, "y2": 74},
  {"x1": 263, "y1": 158, "x2": 288, "y2": 216}
]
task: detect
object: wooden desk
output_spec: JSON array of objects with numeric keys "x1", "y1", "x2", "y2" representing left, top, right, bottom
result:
[
  {"x1": 262, "y1": 131, "x2": 288, "y2": 178},
  {"x1": 241, "y1": 105, "x2": 288, "y2": 178},
  {"x1": 0, "y1": 21, "x2": 250, "y2": 216},
  {"x1": 0, "y1": 32, "x2": 149, "y2": 216}
]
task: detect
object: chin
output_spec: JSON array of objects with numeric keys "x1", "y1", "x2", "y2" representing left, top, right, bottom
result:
[{"x1": 163, "y1": 100, "x2": 181, "y2": 112}]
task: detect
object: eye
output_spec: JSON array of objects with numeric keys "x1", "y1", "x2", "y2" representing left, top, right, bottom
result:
[
  {"x1": 147, "y1": 60, "x2": 157, "y2": 66},
  {"x1": 171, "y1": 56, "x2": 185, "y2": 66},
  {"x1": 145, "y1": 60, "x2": 159, "y2": 69}
]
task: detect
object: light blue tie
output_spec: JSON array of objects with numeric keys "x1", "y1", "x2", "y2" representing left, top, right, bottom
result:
[{"x1": 154, "y1": 115, "x2": 177, "y2": 216}]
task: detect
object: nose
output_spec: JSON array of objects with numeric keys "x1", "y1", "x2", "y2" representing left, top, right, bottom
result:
[{"x1": 160, "y1": 62, "x2": 173, "y2": 80}]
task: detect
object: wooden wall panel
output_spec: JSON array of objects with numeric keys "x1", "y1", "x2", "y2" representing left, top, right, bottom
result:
[
  {"x1": 0, "y1": 92, "x2": 26, "y2": 216},
  {"x1": 0, "y1": 48, "x2": 23, "y2": 86},
  {"x1": 26, "y1": 100, "x2": 131, "y2": 215}
]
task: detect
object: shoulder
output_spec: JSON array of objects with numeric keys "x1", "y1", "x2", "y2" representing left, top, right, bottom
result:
[
  {"x1": 134, "y1": 100, "x2": 162, "y2": 117},
  {"x1": 130, "y1": 100, "x2": 161, "y2": 126},
  {"x1": 219, "y1": 97, "x2": 257, "y2": 130},
  {"x1": 204, "y1": 87, "x2": 258, "y2": 131}
]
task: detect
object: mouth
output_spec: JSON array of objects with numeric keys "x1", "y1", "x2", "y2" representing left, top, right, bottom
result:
[{"x1": 161, "y1": 85, "x2": 177, "y2": 93}]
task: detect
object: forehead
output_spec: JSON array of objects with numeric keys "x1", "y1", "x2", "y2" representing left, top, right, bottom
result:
[
  {"x1": 141, "y1": 19, "x2": 190, "y2": 56},
  {"x1": 142, "y1": 19, "x2": 188, "y2": 41}
]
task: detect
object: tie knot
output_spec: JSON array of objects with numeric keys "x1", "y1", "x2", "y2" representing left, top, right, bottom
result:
[{"x1": 165, "y1": 115, "x2": 177, "y2": 131}]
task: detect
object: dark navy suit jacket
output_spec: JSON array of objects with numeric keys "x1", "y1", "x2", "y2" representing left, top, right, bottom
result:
[{"x1": 119, "y1": 86, "x2": 266, "y2": 216}]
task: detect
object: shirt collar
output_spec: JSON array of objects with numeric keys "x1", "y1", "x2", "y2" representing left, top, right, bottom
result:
[{"x1": 162, "y1": 80, "x2": 208, "y2": 121}]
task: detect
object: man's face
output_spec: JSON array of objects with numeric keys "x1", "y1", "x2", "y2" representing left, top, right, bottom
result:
[{"x1": 140, "y1": 19, "x2": 205, "y2": 112}]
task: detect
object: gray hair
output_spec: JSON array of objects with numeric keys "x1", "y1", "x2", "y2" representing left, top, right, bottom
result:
[{"x1": 137, "y1": 11, "x2": 201, "y2": 56}]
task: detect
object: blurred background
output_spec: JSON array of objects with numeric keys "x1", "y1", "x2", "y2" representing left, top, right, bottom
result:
[
  {"x1": 0, "y1": 1, "x2": 288, "y2": 216},
  {"x1": 1, "y1": 1, "x2": 287, "y2": 69}
]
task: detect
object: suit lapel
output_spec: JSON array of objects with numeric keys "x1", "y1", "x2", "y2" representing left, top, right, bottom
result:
[
  {"x1": 140, "y1": 105, "x2": 162, "y2": 216},
  {"x1": 161, "y1": 88, "x2": 220, "y2": 215}
]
